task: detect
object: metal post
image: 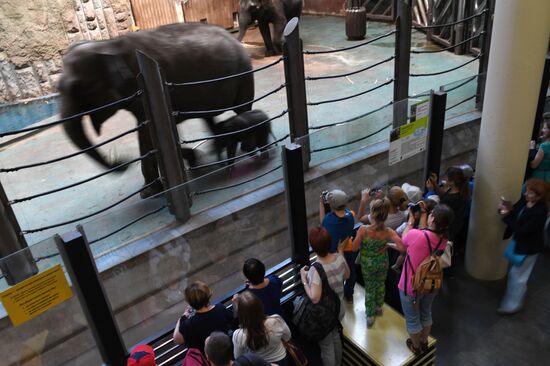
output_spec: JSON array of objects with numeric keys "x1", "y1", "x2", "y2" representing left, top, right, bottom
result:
[
  {"x1": 531, "y1": 55, "x2": 550, "y2": 141},
  {"x1": 423, "y1": 91, "x2": 447, "y2": 187},
  {"x1": 453, "y1": 0, "x2": 466, "y2": 55},
  {"x1": 393, "y1": 0, "x2": 412, "y2": 128},
  {"x1": 283, "y1": 17, "x2": 310, "y2": 169},
  {"x1": 426, "y1": 0, "x2": 434, "y2": 42},
  {"x1": 0, "y1": 182, "x2": 37, "y2": 285},
  {"x1": 55, "y1": 230, "x2": 127, "y2": 366},
  {"x1": 136, "y1": 51, "x2": 191, "y2": 222},
  {"x1": 282, "y1": 143, "x2": 309, "y2": 267},
  {"x1": 475, "y1": 1, "x2": 494, "y2": 110}
]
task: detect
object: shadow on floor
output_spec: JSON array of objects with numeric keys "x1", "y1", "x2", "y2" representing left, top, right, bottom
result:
[{"x1": 431, "y1": 250, "x2": 550, "y2": 365}]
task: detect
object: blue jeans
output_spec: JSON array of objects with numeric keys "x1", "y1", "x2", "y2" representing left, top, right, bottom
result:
[
  {"x1": 343, "y1": 251, "x2": 359, "y2": 299},
  {"x1": 399, "y1": 290, "x2": 436, "y2": 334}
]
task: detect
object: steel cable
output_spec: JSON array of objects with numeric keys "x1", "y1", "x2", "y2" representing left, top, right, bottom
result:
[
  {"x1": 166, "y1": 57, "x2": 284, "y2": 86},
  {"x1": 411, "y1": 32, "x2": 484, "y2": 54},
  {"x1": 0, "y1": 121, "x2": 148, "y2": 173},
  {"x1": 188, "y1": 134, "x2": 289, "y2": 171},
  {"x1": 441, "y1": 74, "x2": 478, "y2": 93},
  {"x1": 413, "y1": 9, "x2": 488, "y2": 30},
  {"x1": 306, "y1": 56, "x2": 395, "y2": 81},
  {"x1": 35, "y1": 252, "x2": 61, "y2": 263},
  {"x1": 9, "y1": 151, "x2": 157, "y2": 204},
  {"x1": 307, "y1": 79, "x2": 393, "y2": 106},
  {"x1": 20, "y1": 178, "x2": 161, "y2": 235},
  {"x1": 193, "y1": 165, "x2": 282, "y2": 196},
  {"x1": 310, "y1": 101, "x2": 393, "y2": 130},
  {"x1": 312, "y1": 123, "x2": 392, "y2": 153},
  {"x1": 446, "y1": 94, "x2": 477, "y2": 111},
  {"x1": 173, "y1": 84, "x2": 285, "y2": 117},
  {"x1": 410, "y1": 54, "x2": 481, "y2": 77},
  {"x1": 180, "y1": 110, "x2": 288, "y2": 144},
  {"x1": 303, "y1": 30, "x2": 396, "y2": 55},
  {"x1": 88, "y1": 204, "x2": 168, "y2": 244},
  {"x1": 0, "y1": 90, "x2": 143, "y2": 138}
]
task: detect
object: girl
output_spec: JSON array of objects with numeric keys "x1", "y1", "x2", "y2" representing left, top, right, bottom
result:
[{"x1": 352, "y1": 198, "x2": 403, "y2": 328}]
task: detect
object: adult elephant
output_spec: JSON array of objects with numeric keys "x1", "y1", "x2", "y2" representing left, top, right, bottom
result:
[
  {"x1": 238, "y1": 0, "x2": 303, "y2": 56},
  {"x1": 59, "y1": 22, "x2": 254, "y2": 197}
]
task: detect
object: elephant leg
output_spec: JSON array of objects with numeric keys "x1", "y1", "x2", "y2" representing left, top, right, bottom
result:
[
  {"x1": 181, "y1": 148, "x2": 196, "y2": 167},
  {"x1": 258, "y1": 22, "x2": 275, "y2": 57},
  {"x1": 272, "y1": 20, "x2": 286, "y2": 55},
  {"x1": 138, "y1": 129, "x2": 163, "y2": 198},
  {"x1": 238, "y1": 12, "x2": 251, "y2": 42}
]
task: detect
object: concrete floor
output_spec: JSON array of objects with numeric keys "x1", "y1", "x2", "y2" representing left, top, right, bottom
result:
[
  {"x1": 0, "y1": 15, "x2": 480, "y2": 267},
  {"x1": 431, "y1": 252, "x2": 550, "y2": 365}
]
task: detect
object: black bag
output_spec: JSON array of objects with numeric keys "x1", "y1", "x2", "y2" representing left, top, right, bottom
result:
[{"x1": 292, "y1": 262, "x2": 341, "y2": 342}]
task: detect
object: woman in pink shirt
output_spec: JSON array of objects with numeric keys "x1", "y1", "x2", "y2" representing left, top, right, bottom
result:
[{"x1": 391, "y1": 204, "x2": 454, "y2": 355}]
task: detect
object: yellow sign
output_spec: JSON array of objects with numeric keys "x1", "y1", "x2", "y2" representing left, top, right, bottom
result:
[{"x1": 0, "y1": 265, "x2": 73, "y2": 326}]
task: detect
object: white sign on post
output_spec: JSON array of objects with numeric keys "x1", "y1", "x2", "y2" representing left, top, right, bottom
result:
[{"x1": 388, "y1": 99, "x2": 429, "y2": 166}]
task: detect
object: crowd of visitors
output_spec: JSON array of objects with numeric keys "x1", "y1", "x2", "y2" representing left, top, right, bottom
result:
[{"x1": 128, "y1": 123, "x2": 550, "y2": 364}]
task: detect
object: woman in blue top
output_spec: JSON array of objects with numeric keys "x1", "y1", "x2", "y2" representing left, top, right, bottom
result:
[{"x1": 530, "y1": 114, "x2": 550, "y2": 182}]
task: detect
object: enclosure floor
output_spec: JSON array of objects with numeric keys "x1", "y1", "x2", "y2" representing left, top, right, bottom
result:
[{"x1": 0, "y1": 15, "x2": 479, "y2": 266}]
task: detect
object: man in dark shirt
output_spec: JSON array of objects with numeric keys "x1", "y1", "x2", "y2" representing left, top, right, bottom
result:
[
  {"x1": 205, "y1": 332, "x2": 271, "y2": 366},
  {"x1": 242, "y1": 258, "x2": 283, "y2": 316}
]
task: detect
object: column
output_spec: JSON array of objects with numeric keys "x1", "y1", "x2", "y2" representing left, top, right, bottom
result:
[{"x1": 466, "y1": 0, "x2": 550, "y2": 280}]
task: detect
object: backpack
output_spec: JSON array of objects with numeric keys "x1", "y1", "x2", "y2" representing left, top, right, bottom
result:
[
  {"x1": 292, "y1": 262, "x2": 341, "y2": 342},
  {"x1": 181, "y1": 348, "x2": 210, "y2": 366},
  {"x1": 405, "y1": 231, "x2": 444, "y2": 296}
]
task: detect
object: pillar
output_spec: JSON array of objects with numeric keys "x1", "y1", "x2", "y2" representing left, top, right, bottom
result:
[{"x1": 465, "y1": 0, "x2": 550, "y2": 280}]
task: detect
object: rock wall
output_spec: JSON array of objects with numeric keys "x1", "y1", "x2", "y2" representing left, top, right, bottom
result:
[{"x1": 0, "y1": 0, "x2": 132, "y2": 104}]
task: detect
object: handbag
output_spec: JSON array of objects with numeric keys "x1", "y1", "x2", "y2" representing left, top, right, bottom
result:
[
  {"x1": 439, "y1": 241, "x2": 453, "y2": 269},
  {"x1": 292, "y1": 263, "x2": 341, "y2": 342},
  {"x1": 283, "y1": 340, "x2": 308, "y2": 366},
  {"x1": 503, "y1": 239, "x2": 526, "y2": 266}
]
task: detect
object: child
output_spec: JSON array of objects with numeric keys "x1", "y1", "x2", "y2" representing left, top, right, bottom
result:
[{"x1": 352, "y1": 198, "x2": 403, "y2": 328}]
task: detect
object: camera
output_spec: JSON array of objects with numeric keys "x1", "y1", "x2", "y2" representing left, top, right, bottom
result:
[
  {"x1": 408, "y1": 202, "x2": 421, "y2": 213},
  {"x1": 321, "y1": 190, "x2": 330, "y2": 204},
  {"x1": 369, "y1": 187, "x2": 381, "y2": 197}
]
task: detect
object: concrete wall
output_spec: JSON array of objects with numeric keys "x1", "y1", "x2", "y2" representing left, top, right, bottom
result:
[
  {"x1": 0, "y1": 0, "x2": 132, "y2": 104},
  {"x1": 303, "y1": 0, "x2": 346, "y2": 16},
  {"x1": 0, "y1": 115, "x2": 480, "y2": 365}
]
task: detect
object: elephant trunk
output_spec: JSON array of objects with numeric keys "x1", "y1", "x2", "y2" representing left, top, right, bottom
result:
[{"x1": 63, "y1": 115, "x2": 113, "y2": 170}]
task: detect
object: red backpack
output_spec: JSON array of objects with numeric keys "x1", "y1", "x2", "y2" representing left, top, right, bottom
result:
[{"x1": 181, "y1": 348, "x2": 210, "y2": 366}]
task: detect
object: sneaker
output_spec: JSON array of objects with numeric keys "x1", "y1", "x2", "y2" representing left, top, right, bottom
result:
[
  {"x1": 375, "y1": 307, "x2": 383, "y2": 316},
  {"x1": 496, "y1": 307, "x2": 520, "y2": 315},
  {"x1": 366, "y1": 317, "x2": 375, "y2": 328}
]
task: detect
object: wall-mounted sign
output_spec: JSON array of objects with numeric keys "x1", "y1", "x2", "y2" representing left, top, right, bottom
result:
[
  {"x1": 388, "y1": 100, "x2": 429, "y2": 166},
  {"x1": 0, "y1": 265, "x2": 72, "y2": 326}
]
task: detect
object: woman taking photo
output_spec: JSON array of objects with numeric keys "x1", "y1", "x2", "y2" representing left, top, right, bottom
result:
[
  {"x1": 300, "y1": 226, "x2": 349, "y2": 366},
  {"x1": 233, "y1": 291, "x2": 291, "y2": 365},
  {"x1": 394, "y1": 204, "x2": 454, "y2": 355},
  {"x1": 498, "y1": 178, "x2": 549, "y2": 314}
]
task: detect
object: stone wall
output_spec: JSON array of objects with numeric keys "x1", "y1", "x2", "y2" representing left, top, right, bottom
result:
[{"x1": 0, "y1": 0, "x2": 132, "y2": 104}]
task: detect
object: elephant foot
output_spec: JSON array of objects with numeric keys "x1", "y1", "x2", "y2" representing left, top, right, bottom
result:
[{"x1": 140, "y1": 180, "x2": 164, "y2": 199}]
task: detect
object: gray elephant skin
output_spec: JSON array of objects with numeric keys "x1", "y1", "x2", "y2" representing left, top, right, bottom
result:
[
  {"x1": 212, "y1": 109, "x2": 271, "y2": 162},
  {"x1": 58, "y1": 22, "x2": 254, "y2": 197},
  {"x1": 238, "y1": 0, "x2": 303, "y2": 56}
]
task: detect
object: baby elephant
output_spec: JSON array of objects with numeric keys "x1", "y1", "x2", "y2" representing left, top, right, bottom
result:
[{"x1": 212, "y1": 110, "x2": 272, "y2": 163}]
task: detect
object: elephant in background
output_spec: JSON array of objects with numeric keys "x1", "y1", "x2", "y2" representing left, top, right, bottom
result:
[
  {"x1": 58, "y1": 22, "x2": 254, "y2": 197},
  {"x1": 238, "y1": 0, "x2": 303, "y2": 56}
]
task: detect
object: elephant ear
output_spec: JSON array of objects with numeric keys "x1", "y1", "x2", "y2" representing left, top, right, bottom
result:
[{"x1": 91, "y1": 52, "x2": 135, "y2": 134}]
